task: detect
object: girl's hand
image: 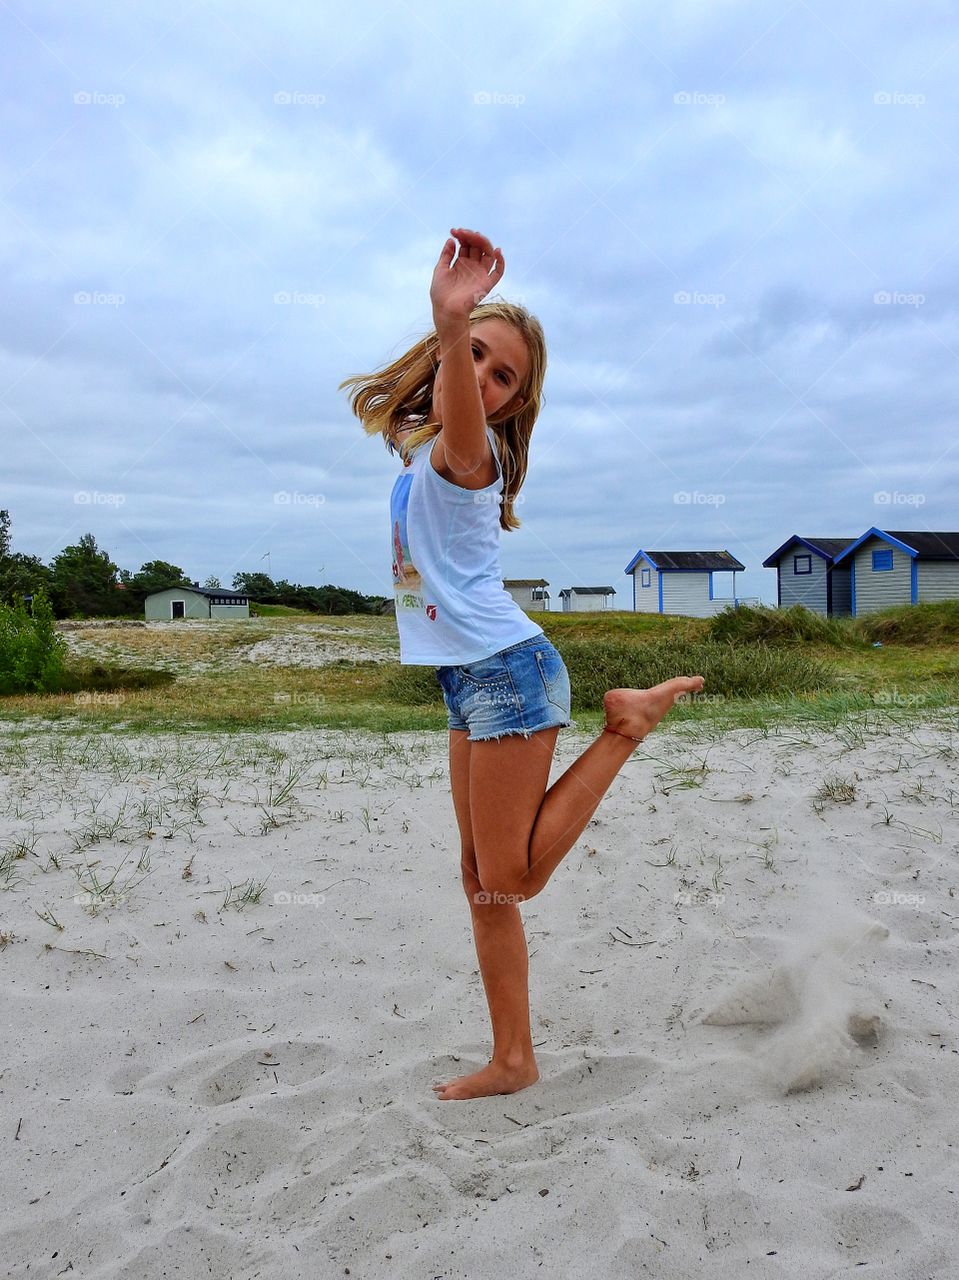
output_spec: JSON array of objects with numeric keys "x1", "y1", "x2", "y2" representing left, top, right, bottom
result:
[{"x1": 430, "y1": 227, "x2": 504, "y2": 324}]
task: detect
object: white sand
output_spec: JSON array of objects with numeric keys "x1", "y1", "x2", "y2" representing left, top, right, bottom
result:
[{"x1": 1, "y1": 715, "x2": 956, "y2": 1278}]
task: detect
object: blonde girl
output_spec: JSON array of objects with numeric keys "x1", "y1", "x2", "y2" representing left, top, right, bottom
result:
[{"x1": 340, "y1": 227, "x2": 704, "y2": 1100}]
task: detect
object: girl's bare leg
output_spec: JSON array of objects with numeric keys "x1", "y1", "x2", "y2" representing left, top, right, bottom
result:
[
  {"x1": 432, "y1": 728, "x2": 542, "y2": 1101},
  {"x1": 432, "y1": 676, "x2": 703, "y2": 1101}
]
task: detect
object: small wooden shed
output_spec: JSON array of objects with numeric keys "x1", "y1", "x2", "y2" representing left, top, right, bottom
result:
[
  {"x1": 762, "y1": 536, "x2": 855, "y2": 615},
  {"x1": 625, "y1": 549, "x2": 746, "y2": 617},
  {"x1": 558, "y1": 586, "x2": 617, "y2": 612},
  {"x1": 145, "y1": 584, "x2": 250, "y2": 621},
  {"x1": 504, "y1": 578, "x2": 550, "y2": 610},
  {"x1": 832, "y1": 528, "x2": 959, "y2": 615}
]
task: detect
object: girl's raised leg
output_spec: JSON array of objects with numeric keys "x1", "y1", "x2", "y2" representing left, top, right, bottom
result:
[{"x1": 470, "y1": 678, "x2": 704, "y2": 904}]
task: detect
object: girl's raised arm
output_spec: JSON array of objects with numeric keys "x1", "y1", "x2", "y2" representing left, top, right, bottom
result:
[{"x1": 429, "y1": 227, "x2": 504, "y2": 478}]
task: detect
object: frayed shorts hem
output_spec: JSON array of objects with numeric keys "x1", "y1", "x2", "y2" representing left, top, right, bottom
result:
[{"x1": 461, "y1": 718, "x2": 575, "y2": 743}]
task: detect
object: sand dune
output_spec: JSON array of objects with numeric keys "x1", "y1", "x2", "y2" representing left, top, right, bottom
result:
[{"x1": 1, "y1": 715, "x2": 956, "y2": 1278}]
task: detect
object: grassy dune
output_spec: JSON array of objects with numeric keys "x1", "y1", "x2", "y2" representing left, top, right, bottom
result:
[{"x1": 0, "y1": 605, "x2": 957, "y2": 735}]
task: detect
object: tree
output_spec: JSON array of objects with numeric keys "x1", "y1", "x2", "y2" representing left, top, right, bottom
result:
[
  {"x1": 232, "y1": 571, "x2": 276, "y2": 600},
  {"x1": 203, "y1": 575, "x2": 221, "y2": 589},
  {"x1": 48, "y1": 533, "x2": 121, "y2": 618},
  {"x1": 0, "y1": 509, "x2": 55, "y2": 608},
  {"x1": 129, "y1": 560, "x2": 191, "y2": 595}
]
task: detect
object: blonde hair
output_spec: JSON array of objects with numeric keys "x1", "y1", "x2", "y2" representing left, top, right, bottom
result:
[{"x1": 338, "y1": 299, "x2": 547, "y2": 532}]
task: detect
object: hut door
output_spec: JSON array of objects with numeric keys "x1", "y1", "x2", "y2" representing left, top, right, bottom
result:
[{"x1": 171, "y1": 600, "x2": 185, "y2": 619}]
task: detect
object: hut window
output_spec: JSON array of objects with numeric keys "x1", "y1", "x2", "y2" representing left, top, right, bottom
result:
[
  {"x1": 793, "y1": 555, "x2": 812, "y2": 575},
  {"x1": 641, "y1": 568, "x2": 651, "y2": 588},
  {"x1": 872, "y1": 549, "x2": 893, "y2": 571}
]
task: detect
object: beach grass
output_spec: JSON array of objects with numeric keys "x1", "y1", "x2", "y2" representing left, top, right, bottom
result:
[{"x1": 0, "y1": 607, "x2": 956, "y2": 736}]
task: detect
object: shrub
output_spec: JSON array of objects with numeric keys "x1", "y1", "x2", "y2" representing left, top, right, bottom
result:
[
  {"x1": 557, "y1": 638, "x2": 836, "y2": 706},
  {"x1": 0, "y1": 589, "x2": 68, "y2": 694},
  {"x1": 381, "y1": 637, "x2": 836, "y2": 712},
  {"x1": 855, "y1": 600, "x2": 959, "y2": 646},
  {"x1": 706, "y1": 603, "x2": 853, "y2": 647}
]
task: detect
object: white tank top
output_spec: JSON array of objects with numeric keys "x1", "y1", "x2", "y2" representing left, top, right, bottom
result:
[{"x1": 389, "y1": 425, "x2": 544, "y2": 665}]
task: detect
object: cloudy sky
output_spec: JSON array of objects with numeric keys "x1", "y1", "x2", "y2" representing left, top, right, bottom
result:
[{"x1": 3, "y1": 0, "x2": 956, "y2": 605}]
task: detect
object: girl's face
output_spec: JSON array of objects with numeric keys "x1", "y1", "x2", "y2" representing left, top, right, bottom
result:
[{"x1": 432, "y1": 317, "x2": 530, "y2": 427}]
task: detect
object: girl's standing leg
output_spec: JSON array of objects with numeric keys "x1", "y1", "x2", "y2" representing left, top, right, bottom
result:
[{"x1": 431, "y1": 727, "x2": 555, "y2": 1101}]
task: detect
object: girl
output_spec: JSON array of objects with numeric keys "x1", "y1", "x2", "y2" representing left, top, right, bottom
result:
[{"x1": 340, "y1": 227, "x2": 704, "y2": 1101}]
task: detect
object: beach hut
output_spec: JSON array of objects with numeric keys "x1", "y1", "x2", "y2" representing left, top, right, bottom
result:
[
  {"x1": 624, "y1": 549, "x2": 746, "y2": 617},
  {"x1": 558, "y1": 586, "x2": 616, "y2": 612},
  {"x1": 831, "y1": 529, "x2": 959, "y2": 615},
  {"x1": 504, "y1": 578, "x2": 551, "y2": 610},
  {"x1": 145, "y1": 583, "x2": 250, "y2": 621},
  {"x1": 761, "y1": 536, "x2": 855, "y2": 615}
]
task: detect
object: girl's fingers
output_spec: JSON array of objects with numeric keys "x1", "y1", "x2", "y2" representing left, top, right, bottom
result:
[{"x1": 450, "y1": 226, "x2": 496, "y2": 257}]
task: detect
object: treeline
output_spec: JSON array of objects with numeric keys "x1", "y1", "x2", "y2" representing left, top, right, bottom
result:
[{"x1": 0, "y1": 510, "x2": 387, "y2": 619}]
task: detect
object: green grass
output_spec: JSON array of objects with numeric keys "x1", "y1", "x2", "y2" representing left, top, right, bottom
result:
[{"x1": 0, "y1": 604, "x2": 956, "y2": 736}]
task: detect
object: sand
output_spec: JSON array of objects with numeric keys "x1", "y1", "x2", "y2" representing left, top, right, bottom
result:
[{"x1": 1, "y1": 714, "x2": 956, "y2": 1278}]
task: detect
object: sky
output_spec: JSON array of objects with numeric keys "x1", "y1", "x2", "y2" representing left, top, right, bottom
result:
[{"x1": 2, "y1": 0, "x2": 957, "y2": 606}]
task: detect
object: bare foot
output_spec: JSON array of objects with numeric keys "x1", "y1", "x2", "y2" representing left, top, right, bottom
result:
[
  {"x1": 432, "y1": 1056, "x2": 540, "y2": 1101},
  {"x1": 603, "y1": 675, "x2": 705, "y2": 741}
]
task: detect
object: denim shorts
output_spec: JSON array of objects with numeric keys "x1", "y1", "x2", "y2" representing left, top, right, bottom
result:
[{"x1": 435, "y1": 633, "x2": 574, "y2": 742}]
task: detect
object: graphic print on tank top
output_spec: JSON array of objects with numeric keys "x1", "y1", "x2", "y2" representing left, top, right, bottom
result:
[{"x1": 390, "y1": 471, "x2": 423, "y2": 606}]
